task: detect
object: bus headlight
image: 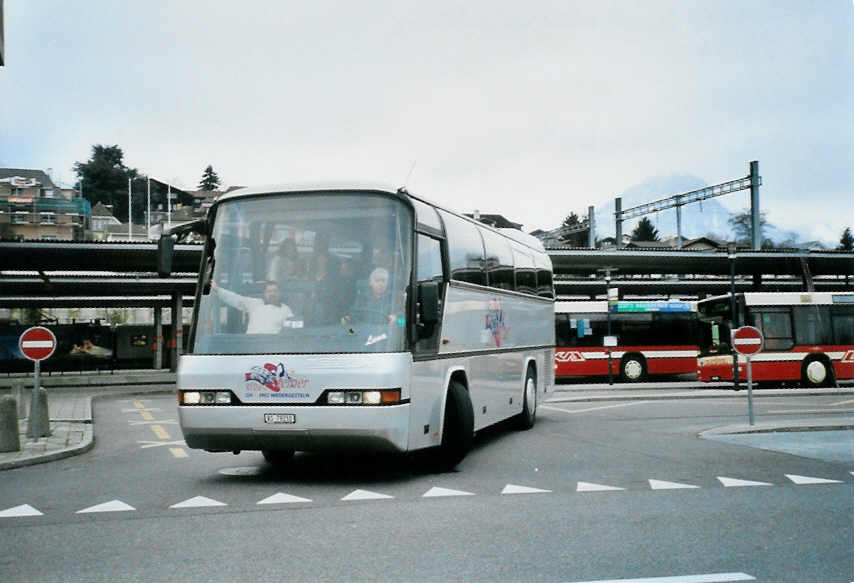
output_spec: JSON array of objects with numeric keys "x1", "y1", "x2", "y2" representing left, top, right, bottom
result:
[
  {"x1": 179, "y1": 390, "x2": 234, "y2": 405},
  {"x1": 324, "y1": 389, "x2": 400, "y2": 405}
]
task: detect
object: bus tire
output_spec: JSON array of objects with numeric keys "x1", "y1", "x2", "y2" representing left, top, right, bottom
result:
[
  {"x1": 620, "y1": 354, "x2": 647, "y2": 382},
  {"x1": 517, "y1": 366, "x2": 537, "y2": 430},
  {"x1": 801, "y1": 355, "x2": 832, "y2": 388},
  {"x1": 262, "y1": 449, "x2": 295, "y2": 465},
  {"x1": 435, "y1": 381, "x2": 474, "y2": 470}
]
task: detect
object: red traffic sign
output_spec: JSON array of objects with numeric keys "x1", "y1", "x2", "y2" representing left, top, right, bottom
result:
[
  {"x1": 19, "y1": 326, "x2": 57, "y2": 361},
  {"x1": 732, "y1": 326, "x2": 763, "y2": 356}
]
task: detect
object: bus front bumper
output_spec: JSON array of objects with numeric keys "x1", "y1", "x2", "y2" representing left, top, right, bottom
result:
[{"x1": 178, "y1": 404, "x2": 411, "y2": 453}]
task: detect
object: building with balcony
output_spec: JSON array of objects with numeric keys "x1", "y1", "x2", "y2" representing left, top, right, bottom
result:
[{"x1": 0, "y1": 168, "x2": 91, "y2": 241}]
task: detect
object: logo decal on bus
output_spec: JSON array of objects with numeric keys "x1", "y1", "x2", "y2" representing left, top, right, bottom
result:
[
  {"x1": 842, "y1": 350, "x2": 854, "y2": 363},
  {"x1": 485, "y1": 299, "x2": 508, "y2": 347},
  {"x1": 245, "y1": 362, "x2": 309, "y2": 392},
  {"x1": 555, "y1": 351, "x2": 585, "y2": 362}
]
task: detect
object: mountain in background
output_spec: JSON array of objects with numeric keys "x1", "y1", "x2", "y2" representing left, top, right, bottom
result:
[{"x1": 589, "y1": 174, "x2": 830, "y2": 248}]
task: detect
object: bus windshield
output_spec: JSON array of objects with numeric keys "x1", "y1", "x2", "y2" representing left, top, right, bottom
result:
[{"x1": 192, "y1": 192, "x2": 413, "y2": 354}]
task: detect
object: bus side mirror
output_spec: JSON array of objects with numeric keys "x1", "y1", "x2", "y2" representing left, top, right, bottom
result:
[
  {"x1": 157, "y1": 235, "x2": 175, "y2": 277},
  {"x1": 418, "y1": 280, "x2": 440, "y2": 326}
]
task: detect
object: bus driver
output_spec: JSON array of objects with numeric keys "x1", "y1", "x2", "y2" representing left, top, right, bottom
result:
[{"x1": 211, "y1": 279, "x2": 295, "y2": 334}]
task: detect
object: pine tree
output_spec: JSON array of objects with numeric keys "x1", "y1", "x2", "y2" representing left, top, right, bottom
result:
[
  {"x1": 839, "y1": 227, "x2": 854, "y2": 251},
  {"x1": 630, "y1": 217, "x2": 659, "y2": 242},
  {"x1": 198, "y1": 165, "x2": 221, "y2": 191}
]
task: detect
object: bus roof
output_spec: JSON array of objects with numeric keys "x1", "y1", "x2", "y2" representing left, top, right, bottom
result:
[
  {"x1": 555, "y1": 300, "x2": 695, "y2": 314},
  {"x1": 217, "y1": 181, "x2": 404, "y2": 203},
  {"x1": 699, "y1": 291, "x2": 854, "y2": 306}
]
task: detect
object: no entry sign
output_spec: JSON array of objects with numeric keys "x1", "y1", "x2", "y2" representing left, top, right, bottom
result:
[
  {"x1": 732, "y1": 326, "x2": 763, "y2": 356},
  {"x1": 19, "y1": 326, "x2": 57, "y2": 361}
]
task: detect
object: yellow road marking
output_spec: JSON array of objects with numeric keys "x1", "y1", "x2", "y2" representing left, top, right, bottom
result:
[
  {"x1": 170, "y1": 448, "x2": 188, "y2": 458},
  {"x1": 134, "y1": 401, "x2": 145, "y2": 409},
  {"x1": 541, "y1": 401, "x2": 651, "y2": 414},
  {"x1": 830, "y1": 398, "x2": 854, "y2": 406},
  {"x1": 141, "y1": 411, "x2": 154, "y2": 421},
  {"x1": 150, "y1": 425, "x2": 170, "y2": 440}
]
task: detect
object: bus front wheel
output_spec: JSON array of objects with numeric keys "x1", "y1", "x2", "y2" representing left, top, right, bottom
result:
[
  {"x1": 620, "y1": 354, "x2": 647, "y2": 383},
  {"x1": 435, "y1": 381, "x2": 474, "y2": 470}
]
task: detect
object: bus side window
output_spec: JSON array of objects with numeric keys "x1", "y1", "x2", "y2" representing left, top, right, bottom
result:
[
  {"x1": 441, "y1": 212, "x2": 486, "y2": 286},
  {"x1": 415, "y1": 234, "x2": 444, "y2": 353},
  {"x1": 555, "y1": 314, "x2": 571, "y2": 346},
  {"x1": 831, "y1": 306, "x2": 854, "y2": 344}
]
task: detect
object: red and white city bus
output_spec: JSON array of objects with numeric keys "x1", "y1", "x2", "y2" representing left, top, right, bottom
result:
[
  {"x1": 554, "y1": 300, "x2": 699, "y2": 382},
  {"x1": 697, "y1": 292, "x2": 854, "y2": 387}
]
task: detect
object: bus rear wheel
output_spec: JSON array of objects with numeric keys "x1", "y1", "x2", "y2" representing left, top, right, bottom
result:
[
  {"x1": 801, "y1": 356, "x2": 832, "y2": 388},
  {"x1": 434, "y1": 381, "x2": 474, "y2": 470},
  {"x1": 262, "y1": 449, "x2": 295, "y2": 465},
  {"x1": 517, "y1": 366, "x2": 537, "y2": 430},
  {"x1": 620, "y1": 354, "x2": 647, "y2": 383}
]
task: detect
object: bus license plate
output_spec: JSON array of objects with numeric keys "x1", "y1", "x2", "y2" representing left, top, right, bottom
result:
[{"x1": 264, "y1": 413, "x2": 296, "y2": 424}]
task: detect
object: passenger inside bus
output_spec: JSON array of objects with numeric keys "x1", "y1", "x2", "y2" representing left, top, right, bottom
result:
[
  {"x1": 341, "y1": 267, "x2": 403, "y2": 327},
  {"x1": 211, "y1": 279, "x2": 296, "y2": 334}
]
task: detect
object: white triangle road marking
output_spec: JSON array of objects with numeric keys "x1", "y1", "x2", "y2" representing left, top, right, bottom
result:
[
  {"x1": 77, "y1": 500, "x2": 136, "y2": 514},
  {"x1": 257, "y1": 492, "x2": 312, "y2": 505},
  {"x1": 501, "y1": 484, "x2": 551, "y2": 495},
  {"x1": 717, "y1": 477, "x2": 773, "y2": 487},
  {"x1": 341, "y1": 489, "x2": 394, "y2": 501},
  {"x1": 170, "y1": 496, "x2": 227, "y2": 509},
  {"x1": 649, "y1": 479, "x2": 700, "y2": 490},
  {"x1": 577, "y1": 481, "x2": 624, "y2": 492},
  {"x1": 785, "y1": 474, "x2": 843, "y2": 485},
  {"x1": 0, "y1": 504, "x2": 43, "y2": 518},
  {"x1": 422, "y1": 486, "x2": 475, "y2": 498}
]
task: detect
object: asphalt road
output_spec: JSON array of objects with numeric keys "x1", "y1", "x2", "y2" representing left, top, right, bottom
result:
[{"x1": 1, "y1": 390, "x2": 852, "y2": 582}]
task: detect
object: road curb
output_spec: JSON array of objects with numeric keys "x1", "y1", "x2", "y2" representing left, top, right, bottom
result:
[{"x1": 0, "y1": 388, "x2": 174, "y2": 472}]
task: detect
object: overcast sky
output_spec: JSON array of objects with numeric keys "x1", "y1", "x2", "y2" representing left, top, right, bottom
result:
[{"x1": 1, "y1": 1, "x2": 852, "y2": 242}]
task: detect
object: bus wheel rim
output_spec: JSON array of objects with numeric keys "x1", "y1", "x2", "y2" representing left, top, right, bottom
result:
[
  {"x1": 624, "y1": 360, "x2": 642, "y2": 380},
  {"x1": 526, "y1": 377, "x2": 536, "y2": 413},
  {"x1": 806, "y1": 360, "x2": 826, "y2": 383}
]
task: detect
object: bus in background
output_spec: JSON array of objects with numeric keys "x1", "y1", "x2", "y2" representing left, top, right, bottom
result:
[
  {"x1": 174, "y1": 183, "x2": 555, "y2": 469},
  {"x1": 554, "y1": 300, "x2": 698, "y2": 382},
  {"x1": 697, "y1": 292, "x2": 854, "y2": 387}
]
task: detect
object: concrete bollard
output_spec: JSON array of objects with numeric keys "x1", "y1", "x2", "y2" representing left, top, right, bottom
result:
[
  {"x1": 13, "y1": 381, "x2": 28, "y2": 419},
  {"x1": 26, "y1": 387, "x2": 51, "y2": 438},
  {"x1": 0, "y1": 396, "x2": 21, "y2": 452}
]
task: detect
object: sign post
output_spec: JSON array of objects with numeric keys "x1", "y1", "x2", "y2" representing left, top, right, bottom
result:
[
  {"x1": 18, "y1": 326, "x2": 57, "y2": 443},
  {"x1": 732, "y1": 326, "x2": 763, "y2": 425}
]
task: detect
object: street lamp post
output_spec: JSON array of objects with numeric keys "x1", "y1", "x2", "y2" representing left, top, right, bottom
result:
[
  {"x1": 728, "y1": 242, "x2": 740, "y2": 390},
  {"x1": 598, "y1": 267, "x2": 618, "y2": 385}
]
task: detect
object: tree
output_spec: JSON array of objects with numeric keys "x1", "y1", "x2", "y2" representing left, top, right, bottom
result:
[
  {"x1": 559, "y1": 211, "x2": 588, "y2": 245},
  {"x1": 74, "y1": 145, "x2": 144, "y2": 223},
  {"x1": 630, "y1": 217, "x2": 659, "y2": 242},
  {"x1": 728, "y1": 209, "x2": 770, "y2": 247},
  {"x1": 198, "y1": 165, "x2": 221, "y2": 191},
  {"x1": 562, "y1": 212, "x2": 581, "y2": 229},
  {"x1": 838, "y1": 227, "x2": 853, "y2": 251}
]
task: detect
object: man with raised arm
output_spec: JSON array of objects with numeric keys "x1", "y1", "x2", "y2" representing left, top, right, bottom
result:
[{"x1": 212, "y1": 279, "x2": 295, "y2": 334}]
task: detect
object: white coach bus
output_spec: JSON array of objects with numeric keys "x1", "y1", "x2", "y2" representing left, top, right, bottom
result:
[{"x1": 174, "y1": 183, "x2": 555, "y2": 468}]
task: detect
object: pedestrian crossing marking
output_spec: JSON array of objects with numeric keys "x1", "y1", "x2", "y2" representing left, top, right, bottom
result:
[
  {"x1": 649, "y1": 479, "x2": 699, "y2": 490},
  {"x1": 341, "y1": 489, "x2": 394, "y2": 501},
  {"x1": 422, "y1": 486, "x2": 475, "y2": 498},
  {"x1": 577, "y1": 482, "x2": 624, "y2": 492},
  {"x1": 258, "y1": 493, "x2": 312, "y2": 504},
  {"x1": 77, "y1": 500, "x2": 135, "y2": 514},
  {"x1": 785, "y1": 474, "x2": 843, "y2": 485},
  {"x1": 717, "y1": 477, "x2": 772, "y2": 487},
  {"x1": 170, "y1": 496, "x2": 227, "y2": 509},
  {"x1": 0, "y1": 504, "x2": 43, "y2": 517},
  {"x1": 501, "y1": 484, "x2": 551, "y2": 494}
]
